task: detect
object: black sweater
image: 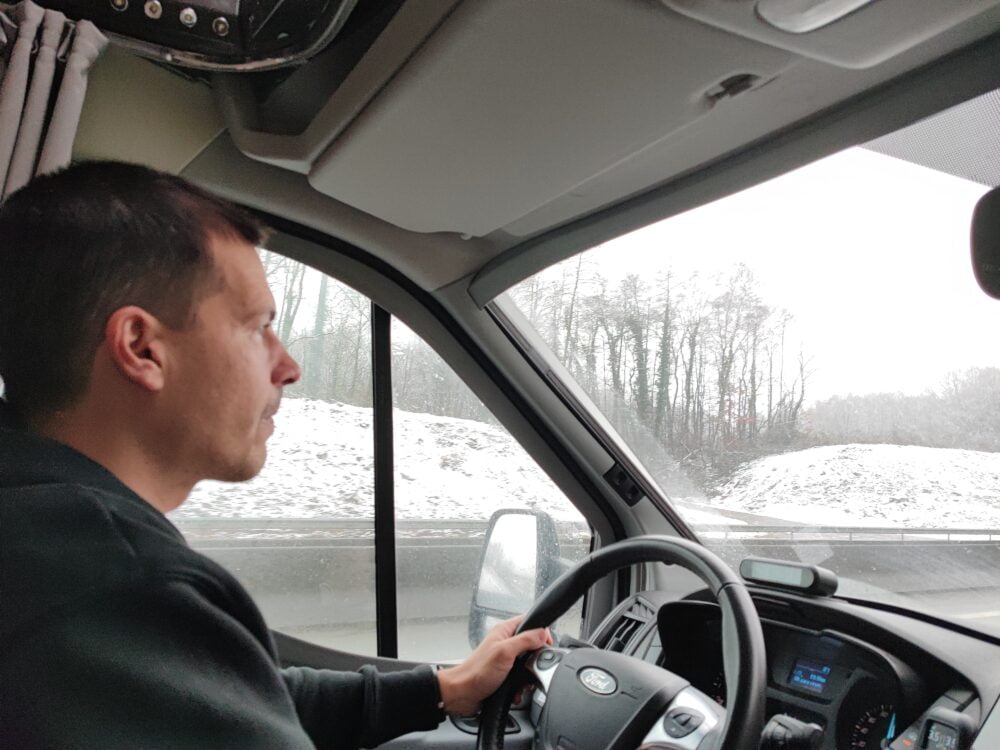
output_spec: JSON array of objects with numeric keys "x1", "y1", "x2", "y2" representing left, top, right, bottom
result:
[{"x1": 0, "y1": 416, "x2": 443, "y2": 749}]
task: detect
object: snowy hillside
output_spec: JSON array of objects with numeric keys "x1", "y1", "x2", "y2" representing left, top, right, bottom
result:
[
  {"x1": 705, "y1": 443, "x2": 1000, "y2": 528},
  {"x1": 176, "y1": 398, "x2": 1000, "y2": 530},
  {"x1": 177, "y1": 397, "x2": 582, "y2": 522}
]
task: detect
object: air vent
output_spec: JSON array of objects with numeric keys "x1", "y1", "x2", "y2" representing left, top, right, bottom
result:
[{"x1": 604, "y1": 599, "x2": 656, "y2": 652}]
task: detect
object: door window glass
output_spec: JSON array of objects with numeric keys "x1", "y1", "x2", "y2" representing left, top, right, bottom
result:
[{"x1": 390, "y1": 319, "x2": 592, "y2": 662}]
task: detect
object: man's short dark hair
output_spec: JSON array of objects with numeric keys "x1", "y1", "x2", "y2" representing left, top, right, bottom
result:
[{"x1": 0, "y1": 160, "x2": 267, "y2": 420}]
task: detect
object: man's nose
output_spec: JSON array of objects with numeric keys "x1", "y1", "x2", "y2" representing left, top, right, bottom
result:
[{"x1": 272, "y1": 341, "x2": 301, "y2": 386}]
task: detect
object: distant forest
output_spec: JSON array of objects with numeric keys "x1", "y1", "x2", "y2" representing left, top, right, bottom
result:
[
  {"x1": 264, "y1": 251, "x2": 1000, "y2": 489},
  {"x1": 263, "y1": 251, "x2": 495, "y2": 425},
  {"x1": 807, "y1": 368, "x2": 1000, "y2": 453}
]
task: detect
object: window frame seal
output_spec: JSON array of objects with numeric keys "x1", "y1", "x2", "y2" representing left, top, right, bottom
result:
[{"x1": 372, "y1": 303, "x2": 399, "y2": 658}]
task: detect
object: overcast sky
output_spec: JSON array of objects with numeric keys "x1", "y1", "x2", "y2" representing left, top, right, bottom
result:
[{"x1": 556, "y1": 147, "x2": 997, "y2": 403}]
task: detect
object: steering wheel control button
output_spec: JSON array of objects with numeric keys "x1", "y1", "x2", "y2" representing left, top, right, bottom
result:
[
  {"x1": 663, "y1": 708, "x2": 704, "y2": 738},
  {"x1": 536, "y1": 649, "x2": 562, "y2": 669},
  {"x1": 578, "y1": 667, "x2": 618, "y2": 695}
]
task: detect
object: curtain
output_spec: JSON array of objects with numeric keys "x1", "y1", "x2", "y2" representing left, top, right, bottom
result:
[{"x1": 0, "y1": 0, "x2": 107, "y2": 198}]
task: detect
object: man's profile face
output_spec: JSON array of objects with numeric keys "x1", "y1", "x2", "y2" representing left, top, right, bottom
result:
[{"x1": 161, "y1": 234, "x2": 300, "y2": 483}]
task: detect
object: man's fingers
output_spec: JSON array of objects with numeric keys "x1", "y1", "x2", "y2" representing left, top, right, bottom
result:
[
  {"x1": 498, "y1": 627, "x2": 550, "y2": 661},
  {"x1": 486, "y1": 614, "x2": 525, "y2": 642}
]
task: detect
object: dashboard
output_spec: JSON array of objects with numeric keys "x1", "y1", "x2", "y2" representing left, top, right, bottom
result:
[
  {"x1": 588, "y1": 589, "x2": 999, "y2": 750},
  {"x1": 379, "y1": 585, "x2": 1000, "y2": 750}
]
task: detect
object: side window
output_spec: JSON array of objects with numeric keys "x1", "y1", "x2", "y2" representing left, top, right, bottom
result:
[
  {"x1": 390, "y1": 320, "x2": 591, "y2": 662},
  {"x1": 174, "y1": 250, "x2": 592, "y2": 661},
  {"x1": 174, "y1": 252, "x2": 379, "y2": 656}
]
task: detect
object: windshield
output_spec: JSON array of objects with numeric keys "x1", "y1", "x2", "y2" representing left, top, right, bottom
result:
[{"x1": 505, "y1": 89, "x2": 1000, "y2": 637}]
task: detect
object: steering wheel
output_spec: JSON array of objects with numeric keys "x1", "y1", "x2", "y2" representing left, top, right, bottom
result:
[{"x1": 477, "y1": 535, "x2": 766, "y2": 750}]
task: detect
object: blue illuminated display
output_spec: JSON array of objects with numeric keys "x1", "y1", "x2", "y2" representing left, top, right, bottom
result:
[{"x1": 789, "y1": 658, "x2": 831, "y2": 694}]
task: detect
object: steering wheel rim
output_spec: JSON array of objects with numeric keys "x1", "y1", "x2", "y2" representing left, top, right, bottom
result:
[{"x1": 476, "y1": 535, "x2": 766, "y2": 750}]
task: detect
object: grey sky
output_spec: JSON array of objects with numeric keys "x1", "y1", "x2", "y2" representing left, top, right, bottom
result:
[{"x1": 568, "y1": 147, "x2": 996, "y2": 403}]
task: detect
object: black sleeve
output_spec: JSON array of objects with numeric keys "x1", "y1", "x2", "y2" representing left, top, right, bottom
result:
[
  {"x1": 1, "y1": 578, "x2": 317, "y2": 749},
  {"x1": 282, "y1": 663, "x2": 445, "y2": 749}
]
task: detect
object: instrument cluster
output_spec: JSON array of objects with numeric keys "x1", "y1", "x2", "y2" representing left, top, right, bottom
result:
[{"x1": 627, "y1": 600, "x2": 934, "y2": 750}]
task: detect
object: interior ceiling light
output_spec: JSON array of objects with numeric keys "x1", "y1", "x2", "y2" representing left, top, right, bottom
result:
[{"x1": 756, "y1": 0, "x2": 879, "y2": 33}]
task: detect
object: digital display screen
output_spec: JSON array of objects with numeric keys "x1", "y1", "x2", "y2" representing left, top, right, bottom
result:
[
  {"x1": 744, "y1": 560, "x2": 811, "y2": 587},
  {"x1": 788, "y1": 658, "x2": 831, "y2": 694},
  {"x1": 924, "y1": 722, "x2": 959, "y2": 750}
]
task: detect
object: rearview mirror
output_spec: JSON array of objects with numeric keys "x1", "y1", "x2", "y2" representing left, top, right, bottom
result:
[
  {"x1": 468, "y1": 509, "x2": 561, "y2": 647},
  {"x1": 972, "y1": 185, "x2": 1000, "y2": 300}
]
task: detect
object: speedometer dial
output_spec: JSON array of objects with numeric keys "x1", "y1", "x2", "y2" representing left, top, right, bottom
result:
[{"x1": 845, "y1": 704, "x2": 897, "y2": 749}]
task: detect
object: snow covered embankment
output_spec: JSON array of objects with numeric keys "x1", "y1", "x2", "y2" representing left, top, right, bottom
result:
[
  {"x1": 177, "y1": 397, "x2": 581, "y2": 522},
  {"x1": 706, "y1": 443, "x2": 1000, "y2": 529},
  {"x1": 177, "y1": 399, "x2": 1000, "y2": 530}
]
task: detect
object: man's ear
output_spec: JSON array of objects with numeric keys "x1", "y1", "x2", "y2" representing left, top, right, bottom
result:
[{"x1": 104, "y1": 306, "x2": 168, "y2": 392}]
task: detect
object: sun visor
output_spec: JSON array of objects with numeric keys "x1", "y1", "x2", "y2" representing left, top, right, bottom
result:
[
  {"x1": 972, "y1": 186, "x2": 1000, "y2": 300},
  {"x1": 307, "y1": 0, "x2": 794, "y2": 237},
  {"x1": 660, "y1": 0, "x2": 1000, "y2": 69}
]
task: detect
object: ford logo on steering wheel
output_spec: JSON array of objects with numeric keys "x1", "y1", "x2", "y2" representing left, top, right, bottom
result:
[{"x1": 578, "y1": 667, "x2": 617, "y2": 695}]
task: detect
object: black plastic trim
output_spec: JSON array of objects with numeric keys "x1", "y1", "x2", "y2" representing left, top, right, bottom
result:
[{"x1": 372, "y1": 303, "x2": 398, "y2": 658}]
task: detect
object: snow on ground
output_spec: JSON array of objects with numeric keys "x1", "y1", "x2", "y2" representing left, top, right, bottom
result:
[
  {"x1": 176, "y1": 397, "x2": 583, "y2": 522},
  {"x1": 705, "y1": 443, "x2": 1000, "y2": 528},
  {"x1": 176, "y1": 399, "x2": 1000, "y2": 530}
]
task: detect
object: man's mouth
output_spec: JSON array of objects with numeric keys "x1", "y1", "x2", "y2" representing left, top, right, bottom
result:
[{"x1": 263, "y1": 400, "x2": 280, "y2": 423}]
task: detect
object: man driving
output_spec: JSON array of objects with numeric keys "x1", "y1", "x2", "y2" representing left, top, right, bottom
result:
[{"x1": 0, "y1": 161, "x2": 549, "y2": 748}]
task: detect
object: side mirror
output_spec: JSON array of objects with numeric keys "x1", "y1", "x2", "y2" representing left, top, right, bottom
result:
[{"x1": 468, "y1": 509, "x2": 562, "y2": 647}]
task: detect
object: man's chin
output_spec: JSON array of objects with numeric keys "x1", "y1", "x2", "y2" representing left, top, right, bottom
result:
[{"x1": 212, "y1": 449, "x2": 267, "y2": 483}]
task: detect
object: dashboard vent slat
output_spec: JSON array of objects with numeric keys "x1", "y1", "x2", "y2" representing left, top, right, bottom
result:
[{"x1": 605, "y1": 598, "x2": 655, "y2": 652}]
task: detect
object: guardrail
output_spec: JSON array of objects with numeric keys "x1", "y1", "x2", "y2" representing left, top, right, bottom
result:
[
  {"x1": 176, "y1": 518, "x2": 492, "y2": 530},
  {"x1": 174, "y1": 517, "x2": 493, "y2": 546},
  {"x1": 695, "y1": 525, "x2": 1000, "y2": 542},
  {"x1": 174, "y1": 517, "x2": 1000, "y2": 543}
]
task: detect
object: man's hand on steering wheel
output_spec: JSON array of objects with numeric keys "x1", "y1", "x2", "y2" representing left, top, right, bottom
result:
[{"x1": 437, "y1": 615, "x2": 553, "y2": 717}]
